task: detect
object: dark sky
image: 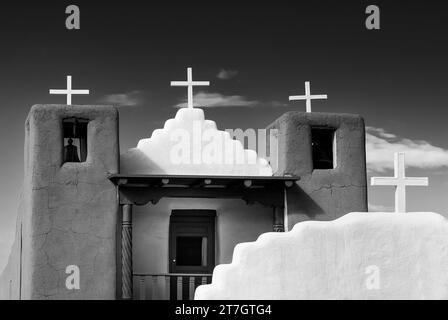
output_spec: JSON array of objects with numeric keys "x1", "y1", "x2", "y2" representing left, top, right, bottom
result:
[
  {"x1": 0, "y1": 1, "x2": 447, "y2": 141},
  {"x1": 0, "y1": 1, "x2": 447, "y2": 266}
]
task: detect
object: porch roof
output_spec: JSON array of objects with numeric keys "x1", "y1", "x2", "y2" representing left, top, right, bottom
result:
[{"x1": 108, "y1": 174, "x2": 300, "y2": 207}]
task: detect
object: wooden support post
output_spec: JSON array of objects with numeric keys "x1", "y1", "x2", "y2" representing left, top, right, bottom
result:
[
  {"x1": 177, "y1": 276, "x2": 183, "y2": 300},
  {"x1": 139, "y1": 276, "x2": 146, "y2": 300},
  {"x1": 164, "y1": 275, "x2": 170, "y2": 300},
  {"x1": 273, "y1": 205, "x2": 284, "y2": 232},
  {"x1": 151, "y1": 276, "x2": 157, "y2": 300},
  {"x1": 122, "y1": 204, "x2": 133, "y2": 299},
  {"x1": 189, "y1": 276, "x2": 195, "y2": 300}
]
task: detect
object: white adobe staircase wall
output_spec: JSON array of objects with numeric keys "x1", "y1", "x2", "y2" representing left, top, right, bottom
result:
[
  {"x1": 195, "y1": 212, "x2": 448, "y2": 300},
  {"x1": 121, "y1": 107, "x2": 273, "y2": 176}
]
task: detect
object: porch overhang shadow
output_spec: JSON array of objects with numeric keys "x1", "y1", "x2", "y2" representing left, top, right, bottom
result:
[{"x1": 108, "y1": 174, "x2": 300, "y2": 300}]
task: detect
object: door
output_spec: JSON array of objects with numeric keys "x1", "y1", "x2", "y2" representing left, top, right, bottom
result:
[{"x1": 169, "y1": 210, "x2": 215, "y2": 299}]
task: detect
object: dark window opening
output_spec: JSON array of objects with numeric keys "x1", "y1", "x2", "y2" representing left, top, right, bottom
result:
[
  {"x1": 311, "y1": 127, "x2": 336, "y2": 170},
  {"x1": 62, "y1": 118, "x2": 88, "y2": 163},
  {"x1": 169, "y1": 210, "x2": 215, "y2": 273},
  {"x1": 176, "y1": 236, "x2": 208, "y2": 267}
]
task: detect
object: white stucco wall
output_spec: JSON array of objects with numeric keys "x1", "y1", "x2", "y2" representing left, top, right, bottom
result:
[
  {"x1": 195, "y1": 212, "x2": 448, "y2": 300},
  {"x1": 121, "y1": 107, "x2": 272, "y2": 176}
]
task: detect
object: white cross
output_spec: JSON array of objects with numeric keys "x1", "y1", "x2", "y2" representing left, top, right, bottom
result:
[
  {"x1": 171, "y1": 67, "x2": 210, "y2": 108},
  {"x1": 49, "y1": 75, "x2": 90, "y2": 105},
  {"x1": 289, "y1": 81, "x2": 328, "y2": 113},
  {"x1": 371, "y1": 152, "x2": 429, "y2": 213}
]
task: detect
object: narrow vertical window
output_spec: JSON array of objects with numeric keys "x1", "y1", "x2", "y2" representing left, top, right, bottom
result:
[
  {"x1": 62, "y1": 118, "x2": 88, "y2": 163},
  {"x1": 311, "y1": 127, "x2": 336, "y2": 170}
]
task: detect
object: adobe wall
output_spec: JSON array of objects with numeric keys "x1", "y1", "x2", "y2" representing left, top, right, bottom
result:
[
  {"x1": 0, "y1": 196, "x2": 24, "y2": 300},
  {"x1": 268, "y1": 112, "x2": 368, "y2": 228},
  {"x1": 0, "y1": 108, "x2": 39, "y2": 299},
  {"x1": 1, "y1": 105, "x2": 119, "y2": 299},
  {"x1": 195, "y1": 212, "x2": 448, "y2": 300}
]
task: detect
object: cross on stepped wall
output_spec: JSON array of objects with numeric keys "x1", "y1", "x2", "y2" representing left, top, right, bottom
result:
[
  {"x1": 371, "y1": 152, "x2": 429, "y2": 213},
  {"x1": 171, "y1": 67, "x2": 210, "y2": 109}
]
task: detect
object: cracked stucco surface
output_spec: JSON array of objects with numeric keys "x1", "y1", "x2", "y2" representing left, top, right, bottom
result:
[
  {"x1": 268, "y1": 112, "x2": 368, "y2": 227},
  {"x1": 1, "y1": 105, "x2": 119, "y2": 300}
]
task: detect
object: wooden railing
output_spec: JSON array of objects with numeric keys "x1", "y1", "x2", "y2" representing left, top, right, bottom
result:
[{"x1": 134, "y1": 273, "x2": 212, "y2": 300}]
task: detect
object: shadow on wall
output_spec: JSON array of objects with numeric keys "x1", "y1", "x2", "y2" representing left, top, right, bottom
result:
[
  {"x1": 121, "y1": 149, "x2": 166, "y2": 174},
  {"x1": 287, "y1": 184, "x2": 325, "y2": 220}
]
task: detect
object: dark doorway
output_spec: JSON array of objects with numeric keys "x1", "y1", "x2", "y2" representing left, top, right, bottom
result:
[
  {"x1": 311, "y1": 127, "x2": 336, "y2": 170},
  {"x1": 169, "y1": 210, "x2": 215, "y2": 299}
]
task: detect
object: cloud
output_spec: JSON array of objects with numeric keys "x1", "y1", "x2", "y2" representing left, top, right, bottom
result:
[
  {"x1": 368, "y1": 202, "x2": 393, "y2": 212},
  {"x1": 175, "y1": 91, "x2": 258, "y2": 108},
  {"x1": 217, "y1": 69, "x2": 239, "y2": 80},
  {"x1": 366, "y1": 126, "x2": 448, "y2": 173},
  {"x1": 99, "y1": 90, "x2": 142, "y2": 107},
  {"x1": 270, "y1": 101, "x2": 289, "y2": 107},
  {"x1": 366, "y1": 127, "x2": 397, "y2": 139}
]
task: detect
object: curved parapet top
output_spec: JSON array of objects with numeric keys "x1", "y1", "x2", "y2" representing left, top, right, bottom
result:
[{"x1": 195, "y1": 212, "x2": 448, "y2": 300}]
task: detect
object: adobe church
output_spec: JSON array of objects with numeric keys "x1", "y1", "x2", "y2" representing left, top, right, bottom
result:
[{"x1": 0, "y1": 74, "x2": 367, "y2": 300}]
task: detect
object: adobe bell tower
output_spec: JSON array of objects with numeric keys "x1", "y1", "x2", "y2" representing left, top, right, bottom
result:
[
  {"x1": 268, "y1": 111, "x2": 368, "y2": 228},
  {"x1": 20, "y1": 104, "x2": 119, "y2": 299}
]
